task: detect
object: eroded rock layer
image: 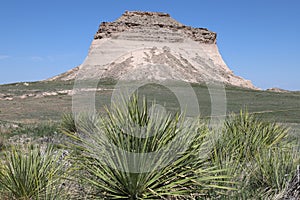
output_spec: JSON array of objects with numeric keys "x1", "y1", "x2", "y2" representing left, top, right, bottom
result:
[{"x1": 49, "y1": 11, "x2": 257, "y2": 90}]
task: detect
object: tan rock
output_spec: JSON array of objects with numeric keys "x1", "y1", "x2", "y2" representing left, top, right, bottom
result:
[{"x1": 47, "y1": 11, "x2": 257, "y2": 90}]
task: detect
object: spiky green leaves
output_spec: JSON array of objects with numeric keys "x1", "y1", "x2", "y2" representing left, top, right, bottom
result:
[
  {"x1": 64, "y1": 95, "x2": 230, "y2": 199},
  {"x1": 0, "y1": 145, "x2": 68, "y2": 200}
]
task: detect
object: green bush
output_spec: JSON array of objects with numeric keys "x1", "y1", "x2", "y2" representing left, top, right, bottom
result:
[
  {"x1": 61, "y1": 98, "x2": 299, "y2": 199},
  {"x1": 209, "y1": 110, "x2": 298, "y2": 199},
  {"x1": 63, "y1": 95, "x2": 231, "y2": 199},
  {"x1": 249, "y1": 147, "x2": 297, "y2": 198},
  {"x1": 0, "y1": 145, "x2": 69, "y2": 199}
]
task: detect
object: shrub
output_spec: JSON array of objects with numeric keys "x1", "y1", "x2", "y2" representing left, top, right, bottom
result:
[
  {"x1": 0, "y1": 145, "x2": 69, "y2": 199},
  {"x1": 210, "y1": 110, "x2": 298, "y2": 199},
  {"x1": 61, "y1": 100, "x2": 299, "y2": 199},
  {"x1": 63, "y1": 95, "x2": 231, "y2": 199},
  {"x1": 249, "y1": 147, "x2": 298, "y2": 198}
]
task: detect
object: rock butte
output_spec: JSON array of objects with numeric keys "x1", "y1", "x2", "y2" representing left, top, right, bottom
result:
[{"x1": 48, "y1": 11, "x2": 257, "y2": 90}]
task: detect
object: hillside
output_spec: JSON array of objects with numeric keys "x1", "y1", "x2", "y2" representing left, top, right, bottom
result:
[{"x1": 48, "y1": 11, "x2": 256, "y2": 89}]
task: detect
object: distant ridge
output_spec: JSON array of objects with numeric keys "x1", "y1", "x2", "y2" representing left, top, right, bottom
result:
[{"x1": 267, "y1": 87, "x2": 290, "y2": 93}]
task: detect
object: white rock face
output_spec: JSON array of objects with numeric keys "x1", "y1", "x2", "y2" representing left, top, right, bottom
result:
[{"x1": 49, "y1": 11, "x2": 257, "y2": 89}]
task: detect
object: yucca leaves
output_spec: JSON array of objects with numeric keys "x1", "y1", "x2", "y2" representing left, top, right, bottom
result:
[
  {"x1": 1, "y1": 93, "x2": 299, "y2": 199},
  {"x1": 59, "y1": 97, "x2": 300, "y2": 199},
  {"x1": 64, "y1": 95, "x2": 231, "y2": 199},
  {"x1": 0, "y1": 145, "x2": 68, "y2": 200},
  {"x1": 209, "y1": 110, "x2": 298, "y2": 199}
]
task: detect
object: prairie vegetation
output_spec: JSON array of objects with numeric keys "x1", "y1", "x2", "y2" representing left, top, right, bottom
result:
[{"x1": 0, "y1": 93, "x2": 299, "y2": 199}]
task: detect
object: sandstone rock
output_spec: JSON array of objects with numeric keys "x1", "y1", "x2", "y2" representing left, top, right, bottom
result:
[
  {"x1": 42, "y1": 92, "x2": 58, "y2": 97},
  {"x1": 57, "y1": 90, "x2": 71, "y2": 95},
  {"x1": 4, "y1": 97, "x2": 13, "y2": 101},
  {"x1": 19, "y1": 94, "x2": 29, "y2": 99},
  {"x1": 94, "y1": 11, "x2": 217, "y2": 44},
  {"x1": 267, "y1": 87, "x2": 290, "y2": 93},
  {"x1": 48, "y1": 11, "x2": 257, "y2": 90},
  {"x1": 47, "y1": 66, "x2": 80, "y2": 81}
]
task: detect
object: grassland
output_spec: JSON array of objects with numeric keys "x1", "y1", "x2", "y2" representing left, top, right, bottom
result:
[
  {"x1": 1, "y1": 80, "x2": 300, "y2": 124},
  {"x1": 0, "y1": 79, "x2": 299, "y2": 146},
  {"x1": 0, "y1": 80, "x2": 299, "y2": 199}
]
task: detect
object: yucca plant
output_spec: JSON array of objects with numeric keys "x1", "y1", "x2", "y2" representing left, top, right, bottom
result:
[
  {"x1": 0, "y1": 132, "x2": 5, "y2": 151},
  {"x1": 0, "y1": 145, "x2": 69, "y2": 200},
  {"x1": 209, "y1": 110, "x2": 295, "y2": 198},
  {"x1": 61, "y1": 113, "x2": 77, "y2": 134},
  {"x1": 64, "y1": 94, "x2": 232, "y2": 199},
  {"x1": 248, "y1": 147, "x2": 298, "y2": 198}
]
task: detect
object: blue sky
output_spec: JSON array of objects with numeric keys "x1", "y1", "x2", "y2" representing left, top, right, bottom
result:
[{"x1": 0, "y1": 0, "x2": 299, "y2": 90}]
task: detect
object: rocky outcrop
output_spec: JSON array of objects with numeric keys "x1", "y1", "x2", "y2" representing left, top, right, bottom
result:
[
  {"x1": 94, "y1": 11, "x2": 217, "y2": 44},
  {"x1": 267, "y1": 87, "x2": 290, "y2": 93},
  {"x1": 48, "y1": 11, "x2": 257, "y2": 90}
]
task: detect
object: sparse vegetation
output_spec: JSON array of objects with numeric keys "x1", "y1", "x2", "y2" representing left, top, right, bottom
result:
[
  {"x1": 0, "y1": 89, "x2": 299, "y2": 199},
  {"x1": 9, "y1": 122, "x2": 59, "y2": 138},
  {"x1": 1, "y1": 81, "x2": 300, "y2": 124}
]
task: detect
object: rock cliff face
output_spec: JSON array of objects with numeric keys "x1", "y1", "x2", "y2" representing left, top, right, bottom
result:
[
  {"x1": 49, "y1": 11, "x2": 257, "y2": 89},
  {"x1": 94, "y1": 11, "x2": 217, "y2": 44}
]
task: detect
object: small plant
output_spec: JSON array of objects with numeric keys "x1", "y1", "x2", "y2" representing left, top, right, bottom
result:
[{"x1": 0, "y1": 145, "x2": 68, "y2": 199}]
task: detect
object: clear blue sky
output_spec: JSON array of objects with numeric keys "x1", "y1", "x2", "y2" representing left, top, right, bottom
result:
[{"x1": 0, "y1": 0, "x2": 299, "y2": 90}]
